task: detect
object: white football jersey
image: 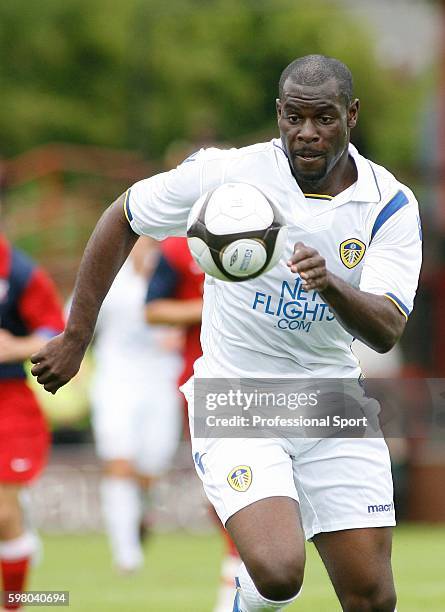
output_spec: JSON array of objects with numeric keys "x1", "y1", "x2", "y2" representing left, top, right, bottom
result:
[{"x1": 126, "y1": 140, "x2": 422, "y2": 378}]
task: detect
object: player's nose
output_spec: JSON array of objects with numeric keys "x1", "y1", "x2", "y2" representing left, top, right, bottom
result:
[{"x1": 296, "y1": 119, "x2": 319, "y2": 143}]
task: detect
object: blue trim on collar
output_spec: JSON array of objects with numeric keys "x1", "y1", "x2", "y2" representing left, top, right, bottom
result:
[
  {"x1": 273, "y1": 141, "x2": 286, "y2": 154},
  {"x1": 368, "y1": 162, "x2": 382, "y2": 203}
]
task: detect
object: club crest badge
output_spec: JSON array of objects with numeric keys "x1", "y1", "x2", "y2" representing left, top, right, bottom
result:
[
  {"x1": 227, "y1": 466, "x2": 252, "y2": 492},
  {"x1": 339, "y1": 239, "x2": 366, "y2": 269}
]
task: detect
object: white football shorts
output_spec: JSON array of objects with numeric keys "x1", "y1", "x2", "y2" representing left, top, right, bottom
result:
[
  {"x1": 190, "y1": 435, "x2": 395, "y2": 539},
  {"x1": 91, "y1": 377, "x2": 181, "y2": 476},
  {"x1": 182, "y1": 371, "x2": 395, "y2": 539}
]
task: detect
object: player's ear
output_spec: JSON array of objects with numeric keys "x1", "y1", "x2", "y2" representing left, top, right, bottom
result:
[
  {"x1": 276, "y1": 99, "x2": 282, "y2": 119},
  {"x1": 348, "y1": 98, "x2": 359, "y2": 128}
]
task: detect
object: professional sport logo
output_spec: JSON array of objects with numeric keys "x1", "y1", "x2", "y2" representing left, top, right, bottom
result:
[
  {"x1": 227, "y1": 466, "x2": 252, "y2": 492},
  {"x1": 339, "y1": 238, "x2": 366, "y2": 269}
]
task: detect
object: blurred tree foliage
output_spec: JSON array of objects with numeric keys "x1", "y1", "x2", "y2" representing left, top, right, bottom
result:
[{"x1": 0, "y1": 0, "x2": 429, "y2": 167}]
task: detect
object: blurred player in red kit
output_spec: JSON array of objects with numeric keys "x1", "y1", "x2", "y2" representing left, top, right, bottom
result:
[
  {"x1": 0, "y1": 233, "x2": 64, "y2": 610},
  {"x1": 146, "y1": 236, "x2": 240, "y2": 612}
]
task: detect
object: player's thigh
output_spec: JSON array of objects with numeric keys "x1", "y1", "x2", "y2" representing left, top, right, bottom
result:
[
  {"x1": 0, "y1": 484, "x2": 21, "y2": 509},
  {"x1": 0, "y1": 483, "x2": 22, "y2": 532},
  {"x1": 135, "y1": 382, "x2": 181, "y2": 477},
  {"x1": 193, "y1": 437, "x2": 305, "y2": 589},
  {"x1": 313, "y1": 527, "x2": 396, "y2": 610}
]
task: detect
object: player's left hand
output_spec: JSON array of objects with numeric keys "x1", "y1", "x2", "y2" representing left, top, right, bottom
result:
[
  {"x1": 31, "y1": 331, "x2": 85, "y2": 394},
  {"x1": 287, "y1": 242, "x2": 329, "y2": 291}
]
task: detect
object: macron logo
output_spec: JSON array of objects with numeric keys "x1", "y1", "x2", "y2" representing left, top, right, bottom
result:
[{"x1": 368, "y1": 502, "x2": 394, "y2": 514}]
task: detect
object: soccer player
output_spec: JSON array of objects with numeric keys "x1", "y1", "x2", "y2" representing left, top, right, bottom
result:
[
  {"x1": 0, "y1": 232, "x2": 64, "y2": 610},
  {"x1": 88, "y1": 236, "x2": 181, "y2": 573},
  {"x1": 31, "y1": 55, "x2": 422, "y2": 612},
  {"x1": 146, "y1": 236, "x2": 240, "y2": 612}
]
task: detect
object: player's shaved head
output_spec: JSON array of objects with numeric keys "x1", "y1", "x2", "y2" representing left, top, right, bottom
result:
[{"x1": 279, "y1": 55, "x2": 353, "y2": 105}]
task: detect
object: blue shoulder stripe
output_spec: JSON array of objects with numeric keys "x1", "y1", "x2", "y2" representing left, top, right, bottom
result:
[{"x1": 370, "y1": 190, "x2": 409, "y2": 242}]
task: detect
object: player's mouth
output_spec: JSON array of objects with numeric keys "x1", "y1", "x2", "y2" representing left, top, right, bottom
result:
[{"x1": 294, "y1": 150, "x2": 324, "y2": 162}]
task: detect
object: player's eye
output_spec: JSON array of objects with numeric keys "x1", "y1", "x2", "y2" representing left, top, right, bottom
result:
[
  {"x1": 287, "y1": 114, "x2": 300, "y2": 124},
  {"x1": 319, "y1": 115, "x2": 334, "y2": 125}
]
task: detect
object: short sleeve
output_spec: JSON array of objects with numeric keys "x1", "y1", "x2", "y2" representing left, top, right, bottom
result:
[
  {"x1": 124, "y1": 150, "x2": 206, "y2": 240},
  {"x1": 359, "y1": 193, "x2": 422, "y2": 319}
]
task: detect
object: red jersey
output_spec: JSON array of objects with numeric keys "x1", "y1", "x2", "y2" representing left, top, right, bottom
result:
[
  {"x1": 0, "y1": 235, "x2": 65, "y2": 482},
  {"x1": 0, "y1": 235, "x2": 65, "y2": 379}
]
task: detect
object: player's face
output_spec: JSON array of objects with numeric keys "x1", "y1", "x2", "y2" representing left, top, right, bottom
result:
[{"x1": 276, "y1": 78, "x2": 359, "y2": 191}]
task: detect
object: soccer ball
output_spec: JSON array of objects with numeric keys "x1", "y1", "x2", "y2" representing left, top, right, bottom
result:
[{"x1": 187, "y1": 183, "x2": 288, "y2": 282}]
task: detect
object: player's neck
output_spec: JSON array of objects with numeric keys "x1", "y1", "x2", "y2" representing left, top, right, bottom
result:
[{"x1": 296, "y1": 152, "x2": 357, "y2": 198}]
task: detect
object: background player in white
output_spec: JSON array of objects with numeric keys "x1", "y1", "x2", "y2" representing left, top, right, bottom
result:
[
  {"x1": 31, "y1": 55, "x2": 422, "y2": 612},
  {"x1": 88, "y1": 236, "x2": 181, "y2": 573},
  {"x1": 145, "y1": 236, "x2": 241, "y2": 612}
]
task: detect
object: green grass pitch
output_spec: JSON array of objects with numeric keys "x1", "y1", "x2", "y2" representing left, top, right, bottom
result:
[{"x1": 30, "y1": 525, "x2": 445, "y2": 611}]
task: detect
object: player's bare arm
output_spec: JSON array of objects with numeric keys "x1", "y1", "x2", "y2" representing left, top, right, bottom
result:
[
  {"x1": 31, "y1": 195, "x2": 138, "y2": 393},
  {"x1": 288, "y1": 241, "x2": 405, "y2": 353},
  {"x1": 0, "y1": 329, "x2": 51, "y2": 363},
  {"x1": 145, "y1": 298, "x2": 203, "y2": 326}
]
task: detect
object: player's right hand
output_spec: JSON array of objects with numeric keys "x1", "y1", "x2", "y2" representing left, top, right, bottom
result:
[
  {"x1": 30, "y1": 332, "x2": 85, "y2": 394},
  {"x1": 287, "y1": 241, "x2": 329, "y2": 292}
]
